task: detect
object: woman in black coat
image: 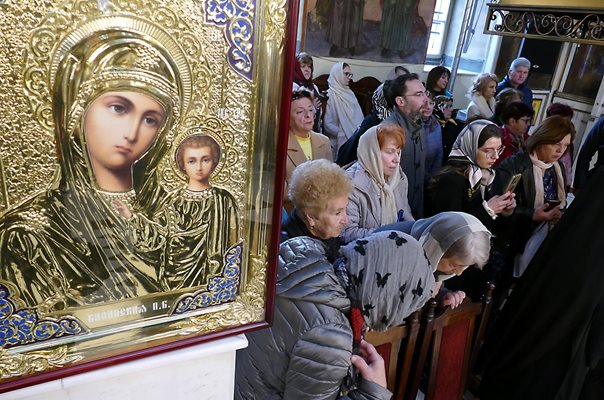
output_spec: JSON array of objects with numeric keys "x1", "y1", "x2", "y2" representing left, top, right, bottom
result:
[
  {"x1": 493, "y1": 115, "x2": 575, "y2": 275},
  {"x1": 426, "y1": 119, "x2": 515, "y2": 230},
  {"x1": 479, "y1": 160, "x2": 604, "y2": 400}
]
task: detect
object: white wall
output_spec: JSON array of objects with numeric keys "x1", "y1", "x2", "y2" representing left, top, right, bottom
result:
[{"x1": 4, "y1": 336, "x2": 248, "y2": 400}]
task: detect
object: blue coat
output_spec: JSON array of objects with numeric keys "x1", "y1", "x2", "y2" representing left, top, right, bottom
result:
[{"x1": 496, "y1": 75, "x2": 533, "y2": 109}]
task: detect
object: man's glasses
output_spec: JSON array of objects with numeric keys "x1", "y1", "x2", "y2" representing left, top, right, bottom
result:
[
  {"x1": 479, "y1": 145, "x2": 506, "y2": 158},
  {"x1": 292, "y1": 90, "x2": 312, "y2": 101},
  {"x1": 519, "y1": 117, "x2": 533, "y2": 124},
  {"x1": 404, "y1": 90, "x2": 430, "y2": 98}
]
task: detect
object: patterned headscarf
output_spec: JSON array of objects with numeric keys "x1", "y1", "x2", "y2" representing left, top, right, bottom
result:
[
  {"x1": 406, "y1": 212, "x2": 491, "y2": 281},
  {"x1": 448, "y1": 119, "x2": 498, "y2": 189},
  {"x1": 433, "y1": 95, "x2": 455, "y2": 126},
  {"x1": 341, "y1": 230, "x2": 435, "y2": 331},
  {"x1": 371, "y1": 84, "x2": 390, "y2": 120},
  {"x1": 372, "y1": 66, "x2": 408, "y2": 120}
]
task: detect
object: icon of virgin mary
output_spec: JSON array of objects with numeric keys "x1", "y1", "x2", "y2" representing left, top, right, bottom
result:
[{"x1": 0, "y1": 16, "x2": 193, "y2": 309}]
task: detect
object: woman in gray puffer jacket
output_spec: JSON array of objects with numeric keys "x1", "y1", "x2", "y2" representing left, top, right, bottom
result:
[{"x1": 235, "y1": 230, "x2": 435, "y2": 399}]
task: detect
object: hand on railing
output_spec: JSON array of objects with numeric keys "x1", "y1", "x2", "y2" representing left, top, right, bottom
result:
[{"x1": 442, "y1": 290, "x2": 466, "y2": 309}]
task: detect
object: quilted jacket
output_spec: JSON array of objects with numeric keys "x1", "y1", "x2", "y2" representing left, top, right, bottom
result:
[
  {"x1": 235, "y1": 231, "x2": 435, "y2": 399},
  {"x1": 234, "y1": 237, "x2": 391, "y2": 399}
]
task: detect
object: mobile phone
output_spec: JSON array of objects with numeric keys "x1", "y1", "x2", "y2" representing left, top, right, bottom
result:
[
  {"x1": 544, "y1": 200, "x2": 562, "y2": 212},
  {"x1": 505, "y1": 173, "x2": 522, "y2": 193}
]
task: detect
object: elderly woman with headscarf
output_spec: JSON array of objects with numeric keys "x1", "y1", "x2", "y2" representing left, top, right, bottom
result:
[
  {"x1": 378, "y1": 211, "x2": 491, "y2": 308},
  {"x1": 342, "y1": 124, "x2": 414, "y2": 243},
  {"x1": 425, "y1": 120, "x2": 516, "y2": 299},
  {"x1": 235, "y1": 230, "x2": 436, "y2": 399},
  {"x1": 324, "y1": 62, "x2": 364, "y2": 157}
]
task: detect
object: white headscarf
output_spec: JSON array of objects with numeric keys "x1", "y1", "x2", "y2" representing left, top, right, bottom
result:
[
  {"x1": 448, "y1": 119, "x2": 499, "y2": 190},
  {"x1": 407, "y1": 212, "x2": 491, "y2": 281},
  {"x1": 357, "y1": 126, "x2": 401, "y2": 225},
  {"x1": 327, "y1": 62, "x2": 364, "y2": 138}
]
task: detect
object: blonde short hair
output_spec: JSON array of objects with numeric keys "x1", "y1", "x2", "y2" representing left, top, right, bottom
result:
[{"x1": 289, "y1": 159, "x2": 352, "y2": 215}]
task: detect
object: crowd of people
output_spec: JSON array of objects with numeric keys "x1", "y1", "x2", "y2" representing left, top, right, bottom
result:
[{"x1": 235, "y1": 53, "x2": 604, "y2": 399}]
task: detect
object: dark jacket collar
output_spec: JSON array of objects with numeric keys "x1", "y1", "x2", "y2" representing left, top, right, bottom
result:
[
  {"x1": 281, "y1": 208, "x2": 342, "y2": 262},
  {"x1": 503, "y1": 74, "x2": 529, "y2": 91},
  {"x1": 389, "y1": 108, "x2": 422, "y2": 135}
]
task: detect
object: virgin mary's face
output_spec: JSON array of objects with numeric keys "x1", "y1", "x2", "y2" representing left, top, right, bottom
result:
[{"x1": 84, "y1": 91, "x2": 165, "y2": 188}]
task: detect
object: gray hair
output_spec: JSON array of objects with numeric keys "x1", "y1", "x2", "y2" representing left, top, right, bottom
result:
[
  {"x1": 510, "y1": 57, "x2": 531, "y2": 71},
  {"x1": 443, "y1": 230, "x2": 491, "y2": 268},
  {"x1": 407, "y1": 211, "x2": 492, "y2": 281}
]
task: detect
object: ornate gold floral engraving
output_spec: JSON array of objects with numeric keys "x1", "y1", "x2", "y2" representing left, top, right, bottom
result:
[
  {"x1": 0, "y1": 0, "x2": 287, "y2": 384},
  {"x1": 0, "y1": 347, "x2": 83, "y2": 379},
  {"x1": 266, "y1": 0, "x2": 288, "y2": 42},
  {"x1": 179, "y1": 252, "x2": 267, "y2": 335}
]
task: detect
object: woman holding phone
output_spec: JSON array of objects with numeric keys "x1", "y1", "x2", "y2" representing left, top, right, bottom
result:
[
  {"x1": 494, "y1": 115, "x2": 575, "y2": 276},
  {"x1": 426, "y1": 120, "x2": 516, "y2": 230},
  {"x1": 425, "y1": 119, "x2": 516, "y2": 299}
]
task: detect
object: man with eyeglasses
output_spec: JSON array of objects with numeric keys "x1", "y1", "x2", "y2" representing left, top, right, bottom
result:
[
  {"x1": 495, "y1": 101, "x2": 535, "y2": 167},
  {"x1": 383, "y1": 73, "x2": 430, "y2": 217}
]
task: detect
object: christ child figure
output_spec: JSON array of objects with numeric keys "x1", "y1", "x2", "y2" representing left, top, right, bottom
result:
[{"x1": 115, "y1": 134, "x2": 240, "y2": 290}]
